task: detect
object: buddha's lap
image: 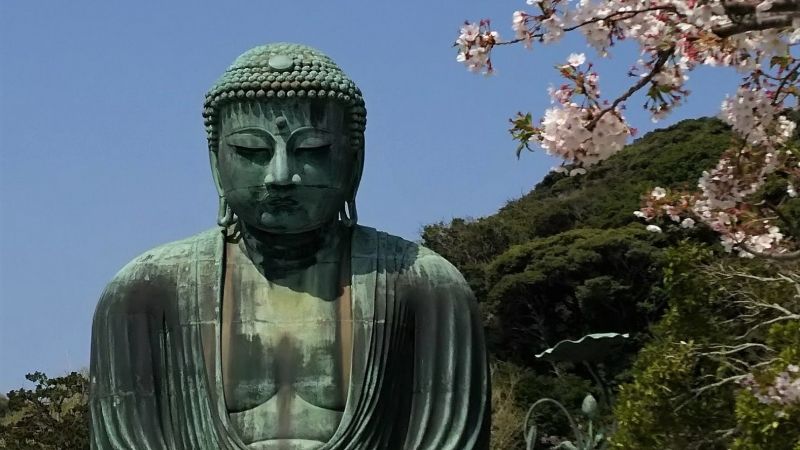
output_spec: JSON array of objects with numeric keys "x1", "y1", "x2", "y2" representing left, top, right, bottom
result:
[
  {"x1": 242, "y1": 438, "x2": 328, "y2": 450},
  {"x1": 228, "y1": 389, "x2": 345, "y2": 445}
]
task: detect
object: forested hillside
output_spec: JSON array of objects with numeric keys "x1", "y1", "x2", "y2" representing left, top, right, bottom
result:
[
  {"x1": 423, "y1": 117, "x2": 800, "y2": 449},
  {"x1": 423, "y1": 117, "x2": 730, "y2": 261},
  {"x1": 423, "y1": 117, "x2": 728, "y2": 362}
]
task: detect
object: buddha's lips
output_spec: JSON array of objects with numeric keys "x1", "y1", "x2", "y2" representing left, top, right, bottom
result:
[
  {"x1": 251, "y1": 185, "x2": 334, "y2": 200},
  {"x1": 265, "y1": 196, "x2": 299, "y2": 208},
  {"x1": 252, "y1": 189, "x2": 298, "y2": 204}
]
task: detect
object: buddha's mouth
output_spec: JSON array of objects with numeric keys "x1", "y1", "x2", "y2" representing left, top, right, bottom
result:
[
  {"x1": 253, "y1": 188, "x2": 299, "y2": 206},
  {"x1": 265, "y1": 196, "x2": 299, "y2": 209}
]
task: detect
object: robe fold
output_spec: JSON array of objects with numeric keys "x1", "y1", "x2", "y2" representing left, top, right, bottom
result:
[{"x1": 89, "y1": 225, "x2": 490, "y2": 449}]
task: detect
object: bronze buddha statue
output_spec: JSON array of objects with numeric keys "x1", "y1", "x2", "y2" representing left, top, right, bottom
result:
[{"x1": 89, "y1": 43, "x2": 490, "y2": 449}]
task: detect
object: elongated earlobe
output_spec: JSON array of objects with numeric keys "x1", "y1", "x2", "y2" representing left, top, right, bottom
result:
[
  {"x1": 217, "y1": 196, "x2": 237, "y2": 228},
  {"x1": 339, "y1": 198, "x2": 357, "y2": 227}
]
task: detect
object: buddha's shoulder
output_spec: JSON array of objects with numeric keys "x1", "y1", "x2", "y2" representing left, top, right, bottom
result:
[
  {"x1": 93, "y1": 229, "x2": 220, "y2": 317},
  {"x1": 353, "y1": 225, "x2": 467, "y2": 286},
  {"x1": 105, "y1": 228, "x2": 221, "y2": 288}
]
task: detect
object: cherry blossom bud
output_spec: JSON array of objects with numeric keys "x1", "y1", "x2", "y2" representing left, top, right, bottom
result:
[{"x1": 651, "y1": 187, "x2": 667, "y2": 199}]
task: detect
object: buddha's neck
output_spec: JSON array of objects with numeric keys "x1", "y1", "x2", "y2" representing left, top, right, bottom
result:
[{"x1": 237, "y1": 222, "x2": 344, "y2": 277}]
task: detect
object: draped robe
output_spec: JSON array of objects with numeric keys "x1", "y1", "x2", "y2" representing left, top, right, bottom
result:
[{"x1": 89, "y1": 225, "x2": 490, "y2": 449}]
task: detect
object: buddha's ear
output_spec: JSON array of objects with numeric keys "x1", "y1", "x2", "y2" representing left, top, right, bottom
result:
[
  {"x1": 209, "y1": 149, "x2": 224, "y2": 197},
  {"x1": 349, "y1": 145, "x2": 364, "y2": 201}
]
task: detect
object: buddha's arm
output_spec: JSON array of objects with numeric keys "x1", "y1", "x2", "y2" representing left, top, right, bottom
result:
[
  {"x1": 403, "y1": 251, "x2": 491, "y2": 450},
  {"x1": 89, "y1": 263, "x2": 172, "y2": 450}
]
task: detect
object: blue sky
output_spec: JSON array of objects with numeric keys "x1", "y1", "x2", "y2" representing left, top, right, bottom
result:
[{"x1": 0, "y1": 1, "x2": 741, "y2": 391}]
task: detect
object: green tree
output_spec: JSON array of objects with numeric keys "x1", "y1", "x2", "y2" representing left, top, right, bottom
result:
[
  {"x1": 612, "y1": 244, "x2": 800, "y2": 450},
  {"x1": 0, "y1": 372, "x2": 89, "y2": 450},
  {"x1": 484, "y1": 227, "x2": 667, "y2": 367}
]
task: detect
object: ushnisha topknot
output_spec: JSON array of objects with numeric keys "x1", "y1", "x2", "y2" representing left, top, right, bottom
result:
[{"x1": 202, "y1": 42, "x2": 367, "y2": 153}]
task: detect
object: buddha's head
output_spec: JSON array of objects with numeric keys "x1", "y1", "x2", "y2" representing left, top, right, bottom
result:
[{"x1": 203, "y1": 43, "x2": 366, "y2": 234}]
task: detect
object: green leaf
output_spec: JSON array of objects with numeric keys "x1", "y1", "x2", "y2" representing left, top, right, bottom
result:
[{"x1": 536, "y1": 333, "x2": 631, "y2": 363}]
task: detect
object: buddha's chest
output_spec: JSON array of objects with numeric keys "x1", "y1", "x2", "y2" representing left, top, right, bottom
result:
[
  {"x1": 222, "y1": 289, "x2": 350, "y2": 410},
  {"x1": 221, "y1": 250, "x2": 352, "y2": 446}
]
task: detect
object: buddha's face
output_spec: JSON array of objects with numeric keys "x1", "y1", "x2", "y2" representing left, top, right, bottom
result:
[{"x1": 214, "y1": 100, "x2": 356, "y2": 234}]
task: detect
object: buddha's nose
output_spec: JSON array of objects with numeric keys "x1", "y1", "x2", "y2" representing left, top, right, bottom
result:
[{"x1": 265, "y1": 146, "x2": 292, "y2": 186}]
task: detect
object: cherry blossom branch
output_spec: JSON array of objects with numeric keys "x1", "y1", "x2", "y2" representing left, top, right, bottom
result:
[
  {"x1": 457, "y1": 1, "x2": 800, "y2": 256},
  {"x1": 714, "y1": 15, "x2": 799, "y2": 38},
  {"x1": 690, "y1": 367, "x2": 768, "y2": 396},
  {"x1": 772, "y1": 60, "x2": 800, "y2": 105},
  {"x1": 677, "y1": 357, "x2": 779, "y2": 410},
  {"x1": 763, "y1": 202, "x2": 800, "y2": 240},
  {"x1": 721, "y1": 0, "x2": 800, "y2": 17},
  {"x1": 496, "y1": 7, "x2": 682, "y2": 46},
  {"x1": 738, "y1": 243, "x2": 800, "y2": 260},
  {"x1": 586, "y1": 50, "x2": 673, "y2": 131},
  {"x1": 500, "y1": 3, "x2": 796, "y2": 48},
  {"x1": 565, "y1": 6, "x2": 682, "y2": 31}
]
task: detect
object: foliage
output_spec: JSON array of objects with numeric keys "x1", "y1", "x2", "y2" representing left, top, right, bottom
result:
[
  {"x1": 732, "y1": 318, "x2": 800, "y2": 450},
  {"x1": 611, "y1": 244, "x2": 800, "y2": 449},
  {"x1": 489, "y1": 359, "x2": 608, "y2": 450},
  {"x1": 422, "y1": 118, "x2": 732, "y2": 447},
  {"x1": 516, "y1": 366, "x2": 600, "y2": 449},
  {"x1": 522, "y1": 336, "x2": 623, "y2": 450},
  {"x1": 484, "y1": 227, "x2": 666, "y2": 370},
  {"x1": 524, "y1": 394, "x2": 606, "y2": 450},
  {"x1": 611, "y1": 245, "x2": 735, "y2": 450},
  {"x1": 491, "y1": 361, "x2": 531, "y2": 450},
  {"x1": 423, "y1": 116, "x2": 799, "y2": 447},
  {"x1": 0, "y1": 372, "x2": 89, "y2": 450}
]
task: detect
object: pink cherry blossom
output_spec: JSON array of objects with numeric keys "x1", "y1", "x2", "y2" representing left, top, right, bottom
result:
[
  {"x1": 742, "y1": 364, "x2": 800, "y2": 406},
  {"x1": 567, "y1": 53, "x2": 586, "y2": 67},
  {"x1": 651, "y1": 187, "x2": 667, "y2": 200},
  {"x1": 456, "y1": 0, "x2": 800, "y2": 257},
  {"x1": 457, "y1": 0, "x2": 799, "y2": 257}
]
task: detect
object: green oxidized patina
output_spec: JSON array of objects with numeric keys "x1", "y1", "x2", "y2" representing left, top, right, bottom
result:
[{"x1": 89, "y1": 43, "x2": 491, "y2": 449}]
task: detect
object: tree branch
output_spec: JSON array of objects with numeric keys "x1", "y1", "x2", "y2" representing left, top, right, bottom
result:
[
  {"x1": 680, "y1": 374, "x2": 749, "y2": 404},
  {"x1": 563, "y1": 6, "x2": 680, "y2": 32},
  {"x1": 713, "y1": 15, "x2": 798, "y2": 38},
  {"x1": 722, "y1": 0, "x2": 800, "y2": 17},
  {"x1": 586, "y1": 50, "x2": 673, "y2": 131},
  {"x1": 739, "y1": 313, "x2": 800, "y2": 338},
  {"x1": 772, "y1": 60, "x2": 800, "y2": 106},
  {"x1": 738, "y1": 242, "x2": 800, "y2": 260},
  {"x1": 703, "y1": 342, "x2": 774, "y2": 355},
  {"x1": 495, "y1": 7, "x2": 681, "y2": 46}
]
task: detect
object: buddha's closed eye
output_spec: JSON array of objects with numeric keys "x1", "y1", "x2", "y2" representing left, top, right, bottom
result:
[{"x1": 296, "y1": 143, "x2": 331, "y2": 153}]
